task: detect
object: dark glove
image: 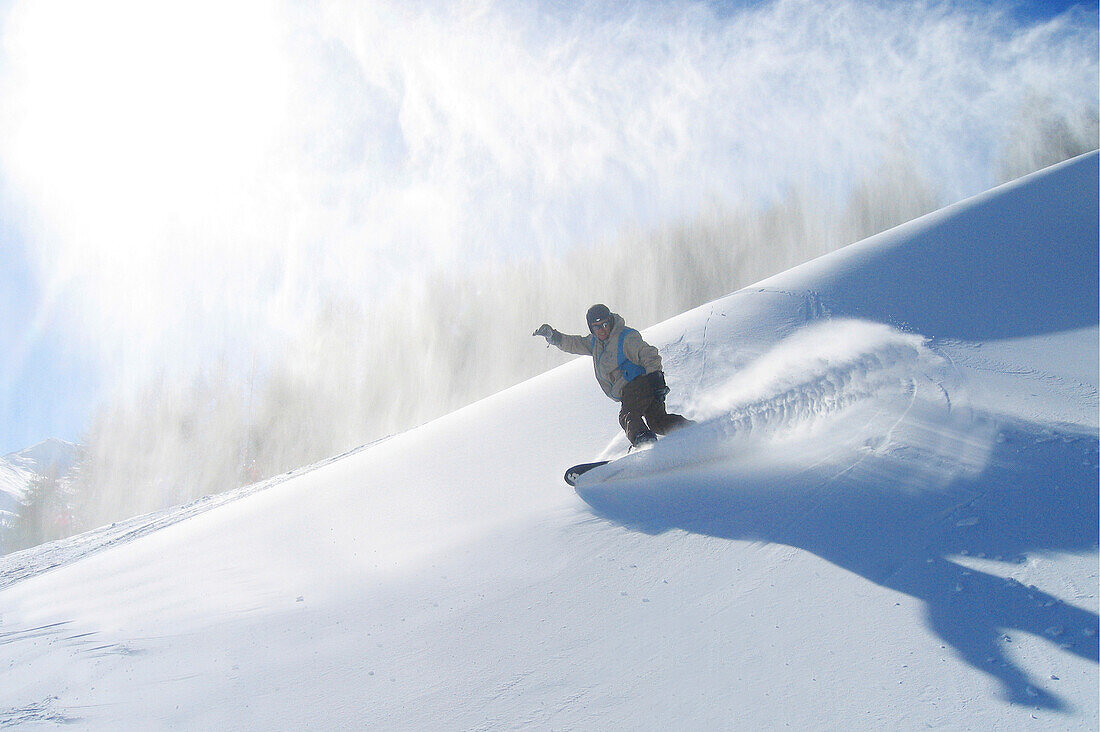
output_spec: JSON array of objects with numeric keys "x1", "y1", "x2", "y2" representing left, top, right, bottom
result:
[
  {"x1": 533, "y1": 324, "x2": 561, "y2": 345},
  {"x1": 648, "y1": 371, "x2": 670, "y2": 401}
]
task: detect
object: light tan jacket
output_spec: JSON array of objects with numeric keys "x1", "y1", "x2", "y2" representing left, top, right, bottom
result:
[{"x1": 555, "y1": 313, "x2": 661, "y2": 401}]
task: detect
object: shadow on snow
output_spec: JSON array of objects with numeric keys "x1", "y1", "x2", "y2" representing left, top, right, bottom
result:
[{"x1": 576, "y1": 417, "x2": 1099, "y2": 711}]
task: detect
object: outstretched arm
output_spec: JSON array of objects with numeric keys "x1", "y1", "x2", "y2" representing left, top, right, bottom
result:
[{"x1": 533, "y1": 324, "x2": 593, "y2": 356}]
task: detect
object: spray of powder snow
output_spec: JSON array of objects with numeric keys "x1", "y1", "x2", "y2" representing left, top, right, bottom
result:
[
  {"x1": 0, "y1": 0, "x2": 1094, "y2": 529},
  {"x1": 691, "y1": 320, "x2": 940, "y2": 427},
  {"x1": 593, "y1": 320, "x2": 995, "y2": 494}
]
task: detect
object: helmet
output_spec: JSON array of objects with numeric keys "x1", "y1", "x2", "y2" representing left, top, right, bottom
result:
[{"x1": 586, "y1": 303, "x2": 612, "y2": 329}]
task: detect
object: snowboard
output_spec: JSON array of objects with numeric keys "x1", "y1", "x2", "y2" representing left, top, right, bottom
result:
[
  {"x1": 565, "y1": 430, "x2": 662, "y2": 486},
  {"x1": 564, "y1": 461, "x2": 611, "y2": 486}
]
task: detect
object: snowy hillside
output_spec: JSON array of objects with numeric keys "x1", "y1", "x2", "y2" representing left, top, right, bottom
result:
[
  {"x1": 0, "y1": 460, "x2": 29, "y2": 516},
  {"x1": 0, "y1": 153, "x2": 1096, "y2": 729},
  {"x1": 0, "y1": 439, "x2": 80, "y2": 523}
]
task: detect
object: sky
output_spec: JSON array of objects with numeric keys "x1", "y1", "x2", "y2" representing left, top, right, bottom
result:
[
  {"x1": 0, "y1": 0, "x2": 1096, "y2": 456},
  {"x1": 0, "y1": 200, "x2": 98, "y2": 455}
]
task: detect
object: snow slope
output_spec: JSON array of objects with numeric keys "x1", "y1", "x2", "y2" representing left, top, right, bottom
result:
[
  {"x1": 0, "y1": 460, "x2": 30, "y2": 518},
  {"x1": 0, "y1": 153, "x2": 1096, "y2": 729}
]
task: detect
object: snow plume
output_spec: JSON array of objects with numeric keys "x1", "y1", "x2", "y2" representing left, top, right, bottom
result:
[
  {"x1": 700, "y1": 318, "x2": 996, "y2": 493},
  {"x1": 0, "y1": 0, "x2": 1094, "y2": 526},
  {"x1": 604, "y1": 319, "x2": 995, "y2": 497},
  {"x1": 691, "y1": 319, "x2": 941, "y2": 428}
]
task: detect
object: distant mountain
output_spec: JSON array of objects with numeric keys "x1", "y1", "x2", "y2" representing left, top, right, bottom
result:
[
  {"x1": 4, "y1": 438, "x2": 81, "y2": 479},
  {"x1": 0, "y1": 438, "x2": 81, "y2": 519}
]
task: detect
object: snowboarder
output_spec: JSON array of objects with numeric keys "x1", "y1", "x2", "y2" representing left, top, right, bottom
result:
[{"x1": 534, "y1": 304, "x2": 693, "y2": 447}]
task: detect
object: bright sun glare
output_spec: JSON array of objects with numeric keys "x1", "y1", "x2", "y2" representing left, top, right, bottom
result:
[{"x1": 2, "y1": 0, "x2": 290, "y2": 231}]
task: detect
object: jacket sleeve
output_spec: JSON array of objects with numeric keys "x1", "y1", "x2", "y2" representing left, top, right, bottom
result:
[
  {"x1": 556, "y1": 332, "x2": 595, "y2": 357},
  {"x1": 623, "y1": 330, "x2": 662, "y2": 373}
]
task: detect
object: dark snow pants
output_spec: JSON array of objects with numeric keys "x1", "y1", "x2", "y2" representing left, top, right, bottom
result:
[{"x1": 618, "y1": 376, "x2": 692, "y2": 445}]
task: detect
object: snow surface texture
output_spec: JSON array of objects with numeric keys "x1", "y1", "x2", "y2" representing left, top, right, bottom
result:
[{"x1": 0, "y1": 154, "x2": 1097, "y2": 728}]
